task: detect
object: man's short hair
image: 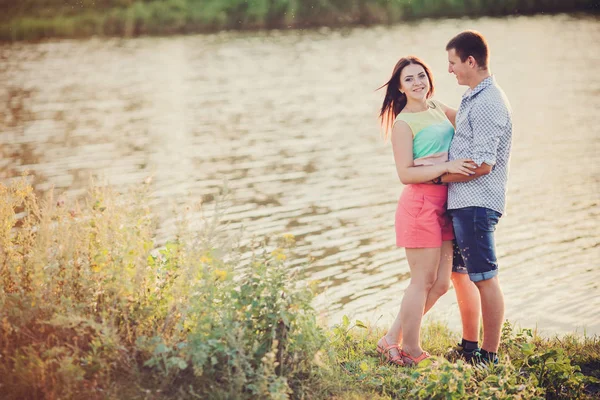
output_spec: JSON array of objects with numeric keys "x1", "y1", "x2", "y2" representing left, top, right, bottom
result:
[{"x1": 446, "y1": 30, "x2": 489, "y2": 69}]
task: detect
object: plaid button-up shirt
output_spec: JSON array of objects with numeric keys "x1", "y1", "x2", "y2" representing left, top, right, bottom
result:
[{"x1": 448, "y1": 76, "x2": 513, "y2": 214}]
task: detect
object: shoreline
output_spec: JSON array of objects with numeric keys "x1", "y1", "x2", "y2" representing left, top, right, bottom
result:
[{"x1": 1, "y1": 2, "x2": 597, "y2": 43}]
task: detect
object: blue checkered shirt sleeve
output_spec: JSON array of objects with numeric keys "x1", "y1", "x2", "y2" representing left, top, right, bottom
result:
[{"x1": 471, "y1": 101, "x2": 510, "y2": 167}]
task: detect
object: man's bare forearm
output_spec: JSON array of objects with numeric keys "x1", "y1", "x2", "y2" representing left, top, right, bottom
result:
[
  {"x1": 440, "y1": 163, "x2": 492, "y2": 183},
  {"x1": 441, "y1": 173, "x2": 477, "y2": 182}
]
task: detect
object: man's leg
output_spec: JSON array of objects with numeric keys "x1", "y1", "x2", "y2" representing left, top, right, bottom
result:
[
  {"x1": 475, "y1": 276, "x2": 504, "y2": 353},
  {"x1": 451, "y1": 271, "x2": 480, "y2": 342},
  {"x1": 448, "y1": 233, "x2": 481, "y2": 350},
  {"x1": 452, "y1": 207, "x2": 503, "y2": 361},
  {"x1": 449, "y1": 238, "x2": 481, "y2": 360}
]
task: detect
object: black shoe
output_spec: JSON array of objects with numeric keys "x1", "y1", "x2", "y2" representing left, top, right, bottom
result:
[
  {"x1": 450, "y1": 343, "x2": 499, "y2": 366},
  {"x1": 454, "y1": 343, "x2": 481, "y2": 363},
  {"x1": 469, "y1": 349, "x2": 499, "y2": 369},
  {"x1": 446, "y1": 342, "x2": 478, "y2": 362}
]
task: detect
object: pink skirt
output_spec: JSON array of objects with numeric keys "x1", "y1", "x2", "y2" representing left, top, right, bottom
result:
[{"x1": 395, "y1": 184, "x2": 454, "y2": 248}]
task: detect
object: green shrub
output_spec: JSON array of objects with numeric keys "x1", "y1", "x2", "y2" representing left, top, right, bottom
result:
[
  {"x1": 0, "y1": 178, "x2": 325, "y2": 399},
  {"x1": 500, "y1": 321, "x2": 599, "y2": 399}
]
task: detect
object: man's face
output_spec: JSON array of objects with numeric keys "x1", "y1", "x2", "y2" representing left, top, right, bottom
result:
[{"x1": 447, "y1": 48, "x2": 470, "y2": 86}]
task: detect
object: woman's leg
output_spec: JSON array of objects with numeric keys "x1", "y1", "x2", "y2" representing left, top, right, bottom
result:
[
  {"x1": 451, "y1": 271, "x2": 481, "y2": 342},
  {"x1": 387, "y1": 241, "x2": 452, "y2": 345},
  {"x1": 384, "y1": 247, "x2": 440, "y2": 358},
  {"x1": 423, "y1": 240, "x2": 453, "y2": 313}
]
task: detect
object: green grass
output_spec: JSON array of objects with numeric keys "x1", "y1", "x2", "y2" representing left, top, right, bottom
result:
[
  {"x1": 0, "y1": 178, "x2": 598, "y2": 399},
  {"x1": 324, "y1": 319, "x2": 600, "y2": 399},
  {"x1": 0, "y1": 0, "x2": 597, "y2": 41}
]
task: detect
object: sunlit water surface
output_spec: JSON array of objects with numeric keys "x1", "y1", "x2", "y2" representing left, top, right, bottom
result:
[{"x1": 1, "y1": 14, "x2": 599, "y2": 335}]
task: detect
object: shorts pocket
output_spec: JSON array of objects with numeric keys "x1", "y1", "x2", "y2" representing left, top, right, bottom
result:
[
  {"x1": 474, "y1": 207, "x2": 501, "y2": 232},
  {"x1": 400, "y1": 192, "x2": 425, "y2": 219}
]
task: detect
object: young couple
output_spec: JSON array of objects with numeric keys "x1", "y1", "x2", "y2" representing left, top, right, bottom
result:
[{"x1": 376, "y1": 30, "x2": 513, "y2": 367}]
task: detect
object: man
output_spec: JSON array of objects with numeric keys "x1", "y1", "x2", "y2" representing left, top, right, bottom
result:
[{"x1": 438, "y1": 30, "x2": 513, "y2": 364}]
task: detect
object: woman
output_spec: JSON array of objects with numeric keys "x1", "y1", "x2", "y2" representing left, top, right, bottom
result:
[{"x1": 376, "y1": 56, "x2": 476, "y2": 366}]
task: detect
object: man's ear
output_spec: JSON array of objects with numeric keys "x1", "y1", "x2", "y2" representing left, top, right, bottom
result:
[{"x1": 467, "y1": 55, "x2": 477, "y2": 68}]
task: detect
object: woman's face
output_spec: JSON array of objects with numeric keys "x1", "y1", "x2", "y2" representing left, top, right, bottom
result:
[{"x1": 399, "y1": 63, "x2": 430, "y2": 102}]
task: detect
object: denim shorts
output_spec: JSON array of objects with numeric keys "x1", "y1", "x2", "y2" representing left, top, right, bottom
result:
[{"x1": 449, "y1": 207, "x2": 502, "y2": 282}]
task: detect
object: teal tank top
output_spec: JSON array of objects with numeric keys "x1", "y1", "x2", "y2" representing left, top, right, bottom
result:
[{"x1": 393, "y1": 100, "x2": 454, "y2": 166}]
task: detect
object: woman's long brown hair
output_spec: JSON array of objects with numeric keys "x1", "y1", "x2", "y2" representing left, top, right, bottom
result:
[{"x1": 378, "y1": 56, "x2": 435, "y2": 139}]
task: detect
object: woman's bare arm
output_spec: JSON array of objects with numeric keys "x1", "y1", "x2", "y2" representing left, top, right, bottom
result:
[{"x1": 391, "y1": 121, "x2": 474, "y2": 184}]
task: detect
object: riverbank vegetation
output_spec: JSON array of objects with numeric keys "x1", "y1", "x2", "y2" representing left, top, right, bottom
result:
[
  {"x1": 0, "y1": 0, "x2": 597, "y2": 41},
  {"x1": 0, "y1": 178, "x2": 599, "y2": 399}
]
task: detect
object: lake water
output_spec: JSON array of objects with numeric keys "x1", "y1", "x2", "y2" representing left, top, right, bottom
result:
[{"x1": 1, "y1": 13, "x2": 599, "y2": 336}]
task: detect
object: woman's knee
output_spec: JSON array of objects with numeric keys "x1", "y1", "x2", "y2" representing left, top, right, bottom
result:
[
  {"x1": 430, "y1": 279, "x2": 450, "y2": 297},
  {"x1": 411, "y1": 274, "x2": 437, "y2": 291},
  {"x1": 406, "y1": 248, "x2": 442, "y2": 290}
]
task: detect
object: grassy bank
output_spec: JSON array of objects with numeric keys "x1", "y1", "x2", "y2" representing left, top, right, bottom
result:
[
  {"x1": 0, "y1": 178, "x2": 599, "y2": 399},
  {"x1": 0, "y1": 0, "x2": 597, "y2": 41}
]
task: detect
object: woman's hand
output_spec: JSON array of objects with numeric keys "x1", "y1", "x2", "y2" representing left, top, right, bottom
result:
[{"x1": 445, "y1": 159, "x2": 477, "y2": 176}]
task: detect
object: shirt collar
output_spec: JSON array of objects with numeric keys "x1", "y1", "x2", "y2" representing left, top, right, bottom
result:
[{"x1": 462, "y1": 75, "x2": 495, "y2": 99}]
